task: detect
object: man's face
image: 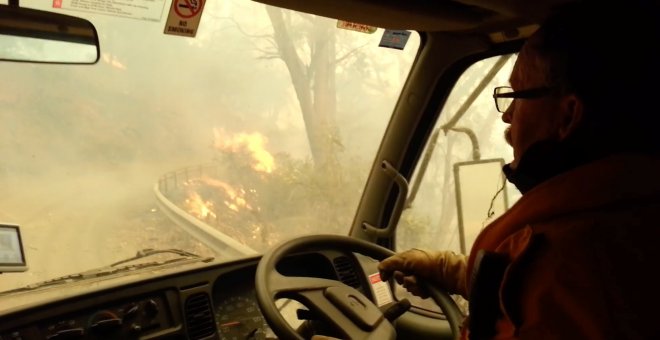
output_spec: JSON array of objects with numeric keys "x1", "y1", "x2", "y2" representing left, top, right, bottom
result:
[{"x1": 502, "y1": 45, "x2": 562, "y2": 169}]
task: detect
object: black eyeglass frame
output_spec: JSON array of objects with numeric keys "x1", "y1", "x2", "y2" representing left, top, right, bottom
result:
[{"x1": 492, "y1": 86, "x2": 555, "y2": 113}]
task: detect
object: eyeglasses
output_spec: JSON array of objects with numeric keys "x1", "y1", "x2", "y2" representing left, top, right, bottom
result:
[{"x1": 492, "y1": 86, "x2": 555, "y2": 113}]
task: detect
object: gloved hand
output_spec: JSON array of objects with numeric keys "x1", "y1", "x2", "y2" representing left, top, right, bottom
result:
[{"x1": 378, "y1": 248, "x2": 468, "y2": 298}]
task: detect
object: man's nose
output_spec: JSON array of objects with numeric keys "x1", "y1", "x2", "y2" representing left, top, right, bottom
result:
[{"x1": 501, "y1": 103, "x2": 513, "y2": 123}]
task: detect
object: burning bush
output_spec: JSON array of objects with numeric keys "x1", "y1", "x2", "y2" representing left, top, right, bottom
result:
[{"x1": 165, "y1": 130, "x2": 363, "y2": 252}]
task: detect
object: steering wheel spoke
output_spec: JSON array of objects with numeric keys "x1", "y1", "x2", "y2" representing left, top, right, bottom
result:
[
  {"x1": 268, "y1": 273, "x2": 341, "y2": 296},
  {"x1": 294, "y1": 289, "x2": 381, "y2": 338}
]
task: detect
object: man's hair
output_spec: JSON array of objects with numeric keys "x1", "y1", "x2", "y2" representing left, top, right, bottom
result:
[{"x1": 529, "y1": 0, "x2": 660, "y2": 155}]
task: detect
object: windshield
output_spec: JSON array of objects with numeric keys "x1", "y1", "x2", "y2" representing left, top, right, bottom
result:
[{"x1": 0, "y1": 0, "x2": 419, "y2": 293}]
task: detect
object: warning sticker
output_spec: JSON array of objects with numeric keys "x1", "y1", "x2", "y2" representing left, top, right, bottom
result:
[
  {"x1": 336, "y1": 20, "x2": 377, "y2": 34},
  {"x1": 368, "y1": 272, "x2": 394, "y2": 307},
  {"x1": 52, "y1": 0, "x2": 166, "y2": 22},
  {"x1": 379, "y1": 30, "x2": 412, "y2": 50},
  {"x1": 164, "y1": 0, "x2": 206, "y2": 37}
]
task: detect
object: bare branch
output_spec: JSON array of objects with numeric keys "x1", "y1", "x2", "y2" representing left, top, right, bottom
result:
[
  {"x1": 204, "y1": 13, "x2": 271, "y2": 39},
  {"x1": 253, "y1": 46, "x2": 279, "y2": 58},
  {"x1": 264, "y1": 37, "x2": 279, "y2": 52},
  {"x1": 256, "y1": 55, "x2": 282, "y2": 60},
  {"x1": 334, "y1": 42, "x2": 370, "y2": 65}
]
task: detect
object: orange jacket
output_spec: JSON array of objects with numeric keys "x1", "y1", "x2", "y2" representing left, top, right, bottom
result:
[{"x1": 464, "y1": 153, "x2": 660, "y2": 339}]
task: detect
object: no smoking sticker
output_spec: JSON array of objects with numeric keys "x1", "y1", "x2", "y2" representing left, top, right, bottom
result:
[
  {"x1": 175, "y1": 0, "x2": 202, "y2": 18},
  {"x1": 164, "y1": 0, "x2": 206, "y2": 37}
]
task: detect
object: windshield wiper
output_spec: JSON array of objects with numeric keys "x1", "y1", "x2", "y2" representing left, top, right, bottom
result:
[
  {"x1": 0, "y1": 249, "x2": 214, "y2": 295},
  {"x1": 110, "y1": 248, "x2": 208, "y2": 267}
]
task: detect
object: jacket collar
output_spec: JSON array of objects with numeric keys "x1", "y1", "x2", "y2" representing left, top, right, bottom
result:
[{"x1": 503, "y1": 140, "x2": 592, "y2": 194}]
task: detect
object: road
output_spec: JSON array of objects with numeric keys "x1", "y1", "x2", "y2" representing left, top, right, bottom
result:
[{"x1": 0, "y1": 163, "x2": 214, "y2": 293}]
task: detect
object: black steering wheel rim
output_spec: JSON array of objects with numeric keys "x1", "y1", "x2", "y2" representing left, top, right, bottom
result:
[{"x1": 255, "y1": 234, "x2": 462, "y2": 339}]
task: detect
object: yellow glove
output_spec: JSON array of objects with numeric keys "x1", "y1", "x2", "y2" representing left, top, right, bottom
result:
[{"x1": 378, "y1": 248, "x2": 468, "y2": 298}]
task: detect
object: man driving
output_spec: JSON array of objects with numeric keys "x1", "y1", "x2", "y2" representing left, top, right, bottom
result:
[{"x1": 379, "y1": 1, "x2": 660, "y2": 338}]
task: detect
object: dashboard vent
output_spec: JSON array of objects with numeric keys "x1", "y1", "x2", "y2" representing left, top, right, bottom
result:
[
  {"x1": 184, "y1": 293, "x2": 216, "y2": 340},
  {"x1": 333, "y1": 256, "x2": 361, "y2": 288}
]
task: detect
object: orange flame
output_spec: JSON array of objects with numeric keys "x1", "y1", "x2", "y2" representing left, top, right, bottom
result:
[
  {"x1": 185, "y1": 191, "x2": 217, "y2": 220},
  {"x1": 213, "y1": 128, "x2": 275, "y2": 173},
  {"x1": 194, "y1": 177, "x2": 254, "y2": 212}
]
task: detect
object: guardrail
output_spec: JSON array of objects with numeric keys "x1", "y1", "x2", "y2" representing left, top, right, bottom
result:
[
  {"x1": 157, "y1": 164, "x2": 219, "y2": 193},
  {"x1": 154, "y1": 164, "x2": 257, "y2": 257}
]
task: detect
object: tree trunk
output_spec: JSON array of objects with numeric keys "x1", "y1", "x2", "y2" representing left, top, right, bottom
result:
[{"x1": 265, "y1": 7, "x2": 339, "y2": 169}]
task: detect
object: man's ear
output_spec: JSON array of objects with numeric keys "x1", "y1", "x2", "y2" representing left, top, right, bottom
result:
[{"x1": 557, "y1": 94, "x2": 584, "y2": 141}]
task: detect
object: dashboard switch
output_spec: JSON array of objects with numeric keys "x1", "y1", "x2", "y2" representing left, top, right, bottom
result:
[
  {"x1": 145, "y1": 299, "x2": 159, "y2": 317},
  {"x1": 383, "y1": 298, "x2": 411, "y2": 322},
  {"x1": 89, "y1": 318, "x2": 122, "y2": 333},
  {"x1": 124, "y1": 304, "x2": 139, "y2": 320},
  {"x1": 130, "y1": 324, "x2": 142, "y2": 333}
]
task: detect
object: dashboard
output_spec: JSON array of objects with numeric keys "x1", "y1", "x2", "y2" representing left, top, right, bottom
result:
[{"x1": 0, "y1": 250, "x2": 382, "y2": 340}]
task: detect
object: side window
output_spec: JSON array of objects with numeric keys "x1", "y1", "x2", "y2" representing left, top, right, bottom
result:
[{"x1": 396, "y1": 54, "x2": 521, "y2": 255}]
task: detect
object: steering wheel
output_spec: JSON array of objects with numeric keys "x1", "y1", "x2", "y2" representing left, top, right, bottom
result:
[{"x1": 255, "y1": 235, "x2": 463, "y2": 340}]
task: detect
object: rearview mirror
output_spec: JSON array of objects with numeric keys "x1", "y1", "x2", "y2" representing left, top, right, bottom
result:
[{"x1": 0, "y1": 4, "x2": 99, "y2": 64}]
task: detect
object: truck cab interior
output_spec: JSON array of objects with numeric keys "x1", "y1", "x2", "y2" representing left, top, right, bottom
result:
[{"x1": 0, "y1": 0, "x2": 593, "y2": 339}]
